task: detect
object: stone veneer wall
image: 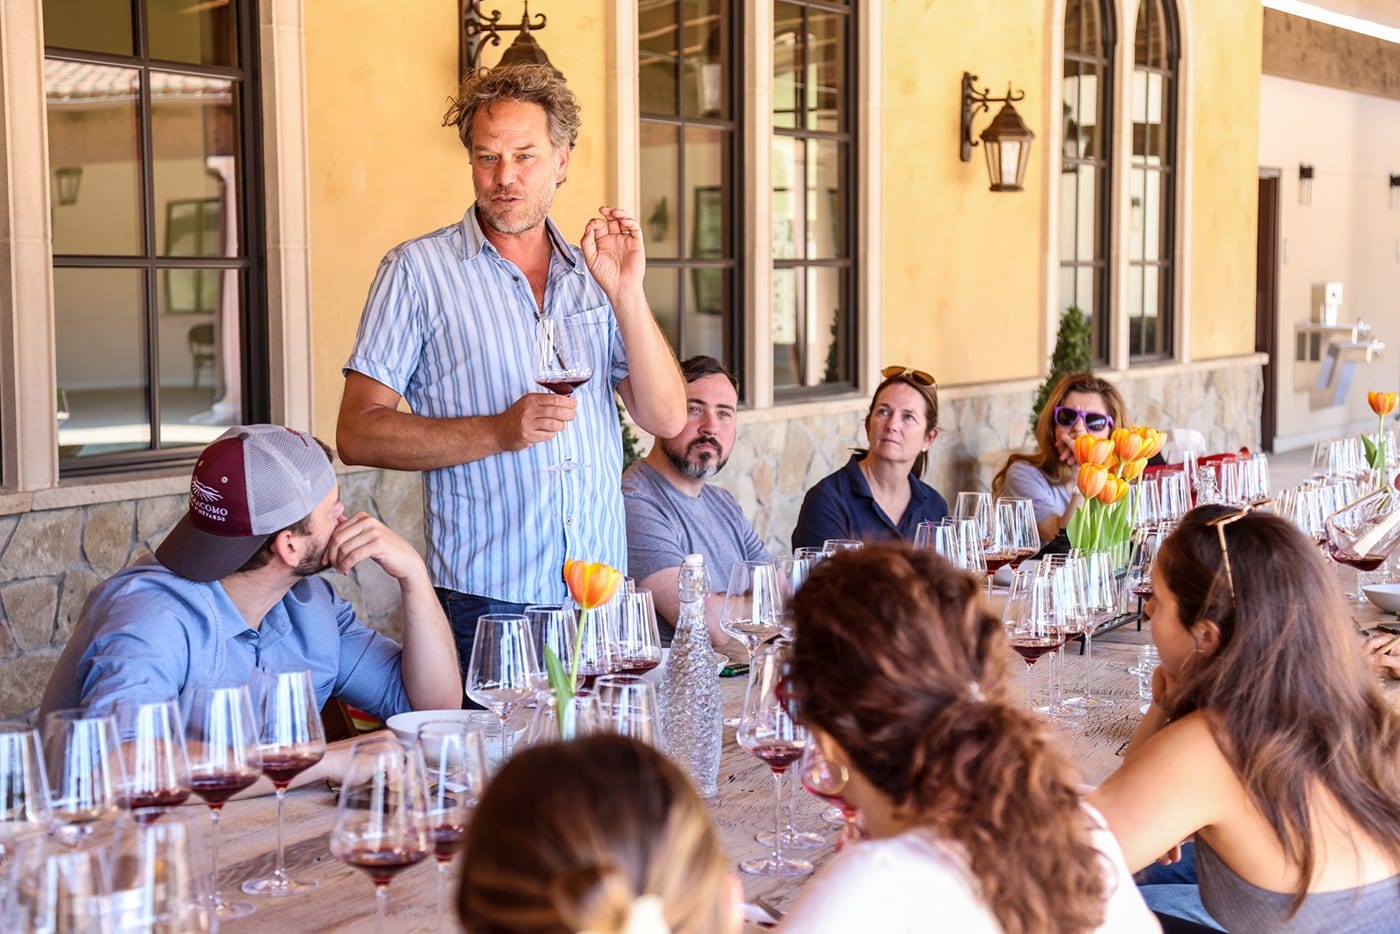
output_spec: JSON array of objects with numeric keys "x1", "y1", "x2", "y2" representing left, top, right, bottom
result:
[{"x1": 0, "y1": 355, "x2": 1262, "y2": 721}]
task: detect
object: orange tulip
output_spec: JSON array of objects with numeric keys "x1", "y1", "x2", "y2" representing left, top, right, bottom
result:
[
  {"x1": 1096, "y1": 474, "x2": 1129, "y2": 505},
  {"x1": 1112, "y1": 428, "x2": 1144, "y2": 462},
  {"x1": 1368, "y1": 391, "x2": 1398, "y2": 418},
  {"x1": 1077, "y1": 463, "x2": 1108, "y2": 499},
  {"x1": 1119, "y1": 456, "x2": 1147, "y2": 482},
  {"x1": 563, "y1": 559, "x2": 623, "y2": 610},
  {"x1": 1074, "y1": 435, "x2": 1114, "y2": 466},
  {"x1": 1135, "y1": 427, "x2": 1166, "y2": 461}
]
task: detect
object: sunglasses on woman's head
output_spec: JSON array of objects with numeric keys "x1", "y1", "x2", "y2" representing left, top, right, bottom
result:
[
  {"x1": 881, "y1": 365, "x2": 936, "y2": 387},
  {"x1": 1052, "y1": 405, "x2": 1113, "y2": 433}
]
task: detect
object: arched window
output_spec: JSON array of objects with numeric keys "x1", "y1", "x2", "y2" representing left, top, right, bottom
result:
[
  {"x1": 1127, "y1": 0, "x2": 1179, "y2": 359},
  {"x1": 1060, "y1": 0, "x2": 1115, "y2": 362}
]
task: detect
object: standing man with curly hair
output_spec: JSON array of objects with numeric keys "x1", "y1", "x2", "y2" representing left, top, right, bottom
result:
[{"x1": 338, "y1": 65, "x2": 685, "y2": 679}]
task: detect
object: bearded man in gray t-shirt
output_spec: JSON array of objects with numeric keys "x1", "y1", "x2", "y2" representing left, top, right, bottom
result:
[{"x1": 621, "y1": 356, "x2": 771, "y2": 643}]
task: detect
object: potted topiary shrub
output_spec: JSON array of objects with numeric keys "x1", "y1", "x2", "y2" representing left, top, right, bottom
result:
[{"x1": 1030, "y1": 305, "x2": 1093, "y2": 423}]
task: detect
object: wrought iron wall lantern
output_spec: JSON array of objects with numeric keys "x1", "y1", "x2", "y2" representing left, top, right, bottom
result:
[
  {"x1": 960, "y1": 72, "x2": 1035, "y2": 192},
  {"x1": 1298, "y1": 163, "x2": 1314, "y2": 206},
  {"x1": 460, "y1": 0, "x2": 561, "y2": 80},
  {"x1": 54, "y1": 165, "x2": 82, "y2": 206}
]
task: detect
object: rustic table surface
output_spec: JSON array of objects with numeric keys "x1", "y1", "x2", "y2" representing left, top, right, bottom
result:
[{"x1": 215, "y1": 640, "x2": 1155, "y2": 932}]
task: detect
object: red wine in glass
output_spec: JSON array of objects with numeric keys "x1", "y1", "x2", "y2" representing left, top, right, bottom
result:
[
  {"x1": 801, "y1": 778, "x2": 860, "y2": 821},
  {"x1": 1009, "y1": 635, "x2": 1063, "y2": 666},
  {"x1": 1327, "y1": 543, "x2": 1387, "y2": 571},
  {"x1": 340, "y1": 846, "x2": 430, "y2": 886},
  {"x1": 536, "y1": 374, "x2": 591, "y2": 396},
  {"x1": 118, "y1": 787, "x2": 192, "y2": 820},
  {"x1": 984, "y1": 551, "x2": 1017, "y2": 573},
  {"x1": 750, "y1": 742, "x2": 803, "y2": 773},
  {"x1": 1129, "y1": 581, "x2": 1154, "y2": 599},
  {"x1": 615, "y1": 656, "x2": 660, "y2": 676},
  {"x1": 260, "y1": 751, "x2": 324, "y2": 789},
  {"x1": 189, "y1": 771, "x2": 260, "y2": 809},
  {"x1": 430, "y1": 824, "x2": 466, "y2": 864}
]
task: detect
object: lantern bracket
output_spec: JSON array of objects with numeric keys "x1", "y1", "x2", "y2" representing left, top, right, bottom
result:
[{"x1": 960, "y1": 72, "x2": 1026, "y2": 162}]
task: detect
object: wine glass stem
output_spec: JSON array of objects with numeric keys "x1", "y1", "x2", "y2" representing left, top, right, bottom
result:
[
  {"x1": 1023, "y1": 661, "x2": 1034, "y2": 708},
  {"x1": 375, "y1": 884, "x2": 388, "y2": 934},
  {"x1": 437, "y1": 864, "x2": 449, "y2": 931},
  {"x1": 770, "y1": 769, "x2": 786, "y2": 864},
  {"x1": 1082, "y1": 630, "x2": 1094, "y2": 697},
  {"x1": 273, "y1": 787, "x2": 287, "y2": 881},
  {"x1": 498, "y1": 712, "x2": 510, "y2": 763},
  {"x1": 208, "y1": 807, "x2": 224, "y2": 905}
]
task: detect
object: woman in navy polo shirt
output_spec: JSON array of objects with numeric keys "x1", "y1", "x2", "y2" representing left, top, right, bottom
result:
[{"x1": 791, "y1": 366, "x2": 949, "y2": 550}]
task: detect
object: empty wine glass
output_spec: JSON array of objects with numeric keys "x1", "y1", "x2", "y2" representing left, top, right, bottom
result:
[
  {"x1": 534, "y1": 313, "x2": 594, "y2": 471},
  {"x1": 111, "y1": 698, "x2": 191, "y2": 822},
  {"x1": 465, "y1": 614, "x2": 539, "y2": 764},
  {"x1": 593, "y1": 674, "x2": 660, "y2": 745},
  {"x1": 243, "y1": 668, "x2": 327, "y2": 897},
  {"x1": 42, "y1": 708, "x2": 122, "y2": 847},
  {"x1": 330, "y1": 737, "x2": 431, "y2": 934},
  {"x1": 614, "y1": 590, "x2": 663, "y2": 676},
  {"x1": 1064, "y1": 549, "x2": 1119, "y2": 710},
  {"x1": 720, "y1": 561, "x2": 784, "y2": 671},
  {"x1": 417, "y1": 721, "x2": 487, "y2": 924},
  {"x1": 106, "y1": 806, "x2": 215, "y2": 931},
  {"x1": 736, "y1": 644, "x2": 811, "y2": 877},
  {"x1": 525, "y1": 603, "x2": 578, "y2": 690},
  {"x1": 183, "y1": 681, "x2": 262, "y2": 920},
  {"x1": 912, "y1": 520, "x2": 939, "y2": 551},
  {"x1": 954, "y1": 491, "x2": 994, "y2": 553},
  {"x1": 821, "y1": 538, "x2": 863, "y2": 555},
  {"x1": 0, "y1": 724, "x2": 50, "y2": 879},
  {"x1": 775, "y1": 554, "x2": 815, "y2": 637},
  {"x1": 1036, "y1": 555, "x2": 1088, "y2": 724}
]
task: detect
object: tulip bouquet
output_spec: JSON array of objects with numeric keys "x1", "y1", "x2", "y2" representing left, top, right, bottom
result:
[
  {"x1": 545, "y1": 559, "x2": 623, "y2": 731},
  {"x1": 1065, "y1": 427, "x2": 1166, "y2": 561},
  {"x1": 1362, "y1": 391, "x2": 1398, "y2": 482}
]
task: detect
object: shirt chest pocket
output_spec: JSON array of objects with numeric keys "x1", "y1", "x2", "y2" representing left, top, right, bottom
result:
[{"x1": 551, "y1": 305, "x2": 614, "y2": 390}]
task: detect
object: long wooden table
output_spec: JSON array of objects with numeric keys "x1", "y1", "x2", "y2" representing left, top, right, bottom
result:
[{"x1": 215, "y1": 645, "x2": 1148, "y2": 932}]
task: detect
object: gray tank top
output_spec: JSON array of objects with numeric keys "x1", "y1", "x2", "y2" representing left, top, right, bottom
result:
[{"x1": 1197, "y1": 835, "x2": 1400, "y2": 933}]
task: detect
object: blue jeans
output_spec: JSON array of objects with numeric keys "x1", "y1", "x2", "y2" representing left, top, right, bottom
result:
[
  {"x1": 435, "y1": 589, "x2": 529, "y2": 708},
  {"x1": 1135, "y1": 843, "x2": 1225, "y2": 931}
]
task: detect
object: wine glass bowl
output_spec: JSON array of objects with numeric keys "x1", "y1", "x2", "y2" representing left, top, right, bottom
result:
[
  {"x1": 534, "y1": 314, "x2": 594, "y2": 470},
  {"x1": 0, "y1": 725, "x2": 51, "y2": 874},
  {"x1": 330, "y1": 737, "x2": 431, "y2": 932},
  {"x1": 720, "y1": 561, "x2": 784, "y2": 667},
  {"x1": 417, "y1": 721, "x2": 487, "y2": 919},
  {"x1": 614, "y1": 590, "x2": 663, "y2": 676},
  {"x1": 466, "y1": 614, "x2": 540, "y2": 764},
  {"x1": 243, "y1": 668, "x2": 327, "y2": 897},
  {"x1": 41, "y1": 708, "x2": 123, "y2": 844},
  {"x1": 182, "y1": 681, "x2": 262, "y2": 920},
  {"x1": 112, "y1": 698, "x2": 191, "y2": 822}
]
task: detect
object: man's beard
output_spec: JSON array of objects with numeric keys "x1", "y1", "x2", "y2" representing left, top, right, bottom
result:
[
  {"x1": 664, "y1": 437, "x2": 727, "y2": 480},
  {"x1": 293, "y1": 538, "x2": 329, "y2": 577}
]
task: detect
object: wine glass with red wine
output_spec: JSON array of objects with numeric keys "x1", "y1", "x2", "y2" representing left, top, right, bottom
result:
[
  {"x1": 112, "y1": 698, "x2": 191, "y2": 823},
  {"x1": 182, "y1": 681, "x2": 262, "y2": 920},
  {"x1": 416, "y1": 721, "x2": 487, "y2": 921},
  {"x1": 329, "y1": 736, "x2": 431, "y2": 933},
  {"x1": 242, "y1": 668, "x2": 327, "y2": 897},
  {"x1": 614, "y1": 590, "x2": 663, "y2": 676},
  {"x1": 737, "y1": 643, "x2": 811, "y2": 878},
  {"x1": 1326, "y1": 486, "x2": 1400, "y2": 603},
  {"x1": 1001, "y1": 566, "x2": 1064, "y2": 709},
  {"x1": 534, "y1": 313, "x2": 594, "y2": 471},
  {"x1": 799, "y1": 742, "x2": 862, "y2": 842}
]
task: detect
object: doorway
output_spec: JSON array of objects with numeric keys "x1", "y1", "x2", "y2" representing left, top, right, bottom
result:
[{"x1": 1256, "y1": 171, "x2": 1280, "y2": 452}]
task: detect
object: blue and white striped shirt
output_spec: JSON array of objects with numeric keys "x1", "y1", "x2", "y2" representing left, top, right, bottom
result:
[{"x1": 345, "y1": 209, "x2": 630, "y2": 603}]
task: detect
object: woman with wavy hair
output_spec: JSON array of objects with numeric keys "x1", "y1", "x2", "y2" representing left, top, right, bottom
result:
[
  {"x1": 1092, "y1": 505, "x2": 1400, "y2": 931},
  {"x1": 457, "y1": 734, "x2": 741, "y2": 934},
  {"x1": 779, "y1": 544, "x2": 1157, "y2": 933},
  {"x1": 993, "y1": 372, "x2": 1127, "y2": 545}
]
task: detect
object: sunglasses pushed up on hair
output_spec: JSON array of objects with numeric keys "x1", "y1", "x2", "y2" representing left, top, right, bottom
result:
[
  {"x1": 1052, "y1": 405, "x2": 1113, "y2": 434},
  {"x1": 881, "y1": 365, "x2": 936, "y2": 387}
]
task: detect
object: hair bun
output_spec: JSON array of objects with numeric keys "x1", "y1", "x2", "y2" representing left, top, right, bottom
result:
[{"x1": 550, "y1": 863, "x2": 634, "y2": 932}]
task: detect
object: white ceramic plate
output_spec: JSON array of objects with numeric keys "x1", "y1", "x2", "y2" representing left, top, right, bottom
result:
[
  {"x1": 385, "y1": 708, "x2": 486, "y2": 743},
  {"x1": 1362, "y1": 583, "x2": 1400, "y2": 613}
]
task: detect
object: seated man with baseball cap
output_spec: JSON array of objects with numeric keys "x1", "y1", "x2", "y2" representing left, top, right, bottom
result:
[{"x1": 41, "y1": 424, "x2": 461, "y2": 788}]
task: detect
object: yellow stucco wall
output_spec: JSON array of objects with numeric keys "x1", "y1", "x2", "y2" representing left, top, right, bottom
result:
[
  {"x1": 303, "y1": 0, "x2": 611, "y2": 439},
  {"x1": 880, "y1": 0, "x2": 1049, "y2": 386},
  {"x1": 1187, "y1": 0, "x2": 1261, "y2": 361}
]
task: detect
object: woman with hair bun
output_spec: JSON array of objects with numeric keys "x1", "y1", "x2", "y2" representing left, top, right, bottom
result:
[
  {"x1": 1092, "y1": 505, "x2": 1400, "y2": 931},
  {"x1": 779, "y1": 543, "x2": 1157, "y2": 933},
  {"x1": 457, "y1": 734, "x2": 741, "y2": 934}
]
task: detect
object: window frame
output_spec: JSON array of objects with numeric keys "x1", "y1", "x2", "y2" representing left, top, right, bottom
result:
[{"x1": 44, "y1": 0, "x2": 269, "y2": 478}]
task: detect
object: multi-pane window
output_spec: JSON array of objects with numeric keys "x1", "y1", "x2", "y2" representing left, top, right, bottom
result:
[
  {"x1": 1127, "y1": 0, "x2": 1177, "y2": 359},
  {"x1": 638, "y1": 1, "x2": 740, "y2": 374},
  {"x1": 772, "y1": 0, "x2": 854, "y2": 393},
  {"x1": 1060, "y1": 0, "x2": 1114, "y2": 363},
  {"x1": 44, "y1": 0, "x2": 263, "y2": 473}
]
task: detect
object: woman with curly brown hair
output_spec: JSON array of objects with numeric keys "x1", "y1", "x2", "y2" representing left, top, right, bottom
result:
[
  {"x1": 1091, "y1": 506, "x2": 1400, "y2": 931},
  {"x1": 457, "y1": 734, "x2": 741, "y2": 934},
  {"x1": 993, "y1": 372, "x2": 1127, "y2": 545},
  {"x1": 779, "y1": 544, "x2": 1157, "y2": 933}
]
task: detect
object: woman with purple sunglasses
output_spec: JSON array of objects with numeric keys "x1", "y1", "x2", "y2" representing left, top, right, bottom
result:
[{"x1": 993, "y1": 372, "x2": 1127, "y2": 546}]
